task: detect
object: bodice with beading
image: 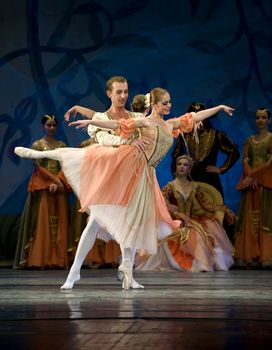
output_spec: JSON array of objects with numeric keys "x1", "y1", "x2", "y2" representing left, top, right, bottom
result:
[
  {"x1": 32, "y1": 139, "x2": 66, "y2": 175},
  {"x1": 245, "y1": 134, "x2": 272, "y2": 170},
  {"x1": 139, "y1": 118, "x2": 173, "y2": 167}
]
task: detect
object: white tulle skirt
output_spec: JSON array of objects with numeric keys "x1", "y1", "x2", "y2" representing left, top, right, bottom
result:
[{"x1": 50, "y1": 145, "x2": 174, "y2": 255}]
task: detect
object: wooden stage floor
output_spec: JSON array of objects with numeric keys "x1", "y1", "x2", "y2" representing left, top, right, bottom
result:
[{"x1": 0, "y1": 268, "x2": 272, "y2": 349}]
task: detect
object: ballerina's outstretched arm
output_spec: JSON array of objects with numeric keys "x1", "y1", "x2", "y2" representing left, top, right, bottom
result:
[
  {"x1": 167, "y1": 104, "x2": 234, "y2": 132},
  {"x1": 69, "y1": 117, "x2": 149, "y2": 131},
  {"x1": 191, "y1": 104, "x2": 234, "y2": 122}
]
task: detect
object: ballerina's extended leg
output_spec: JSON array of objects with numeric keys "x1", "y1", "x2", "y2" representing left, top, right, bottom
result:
[
  {"x1": 60, "y1": 215, "x2": 100, "y2": 290},
  {"x1": 15, "y1": 146, "x2": 62, "y2": 160}
]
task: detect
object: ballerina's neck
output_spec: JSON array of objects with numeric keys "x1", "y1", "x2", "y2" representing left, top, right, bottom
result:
[
  {"x1": 149, "y1": 113, "x2": 166, "y2": 127},
  {"x1": 150, "y1": 111, "x2": 164, "y2": 120}
]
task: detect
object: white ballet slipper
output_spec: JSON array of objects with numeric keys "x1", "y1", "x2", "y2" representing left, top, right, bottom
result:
[
  {"x1": 60, "y1": 271, "x2": 80, "y2": 290},
  {"x1": 117, "y1": 272, "x2": 144, "y2": 289},
  {"x1": 14, "y1": 147, "x2": 39, "y2": 159}
]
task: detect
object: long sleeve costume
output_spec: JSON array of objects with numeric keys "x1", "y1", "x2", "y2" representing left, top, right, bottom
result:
[
  {"x1": 14, "y1": 139, "x2": 71, "y2": 269},
  {"x1": 234, "y1": 133, "x2": 272, "y2": 266},
  {"x1": 172, "y1": 128, "x2": 240, "y2": 196}
]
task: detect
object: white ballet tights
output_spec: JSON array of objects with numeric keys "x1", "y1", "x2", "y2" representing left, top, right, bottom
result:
[
  {"x1": 60, "y1": 215, "x2": 100, "y2": 289},
  {"x1": 36, "y1": 149, "x2": 61, "y2": 161},
  {"x1": 14, "y1": 147, "x2": 62, "y2": 161},
  {"x1": 119, "y1": 247, "x2": 144, "y2": 289}
]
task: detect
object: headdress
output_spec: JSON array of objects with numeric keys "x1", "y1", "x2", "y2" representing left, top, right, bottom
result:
[
  {"x1": 144, "y1": 93, "x2": 151, "y2": 108},
  {"x1": 44, "y1": 114, "x2": 56, "y2": 123}
]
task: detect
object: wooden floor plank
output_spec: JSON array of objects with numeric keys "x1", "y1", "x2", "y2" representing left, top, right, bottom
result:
[{"x1": 1, "y1": 268, "x2": 272, "y2": 349}]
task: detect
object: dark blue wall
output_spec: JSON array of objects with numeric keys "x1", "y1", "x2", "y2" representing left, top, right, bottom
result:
[{"x1": 1, "y1": 0, "x2": 271, "y2": 219}]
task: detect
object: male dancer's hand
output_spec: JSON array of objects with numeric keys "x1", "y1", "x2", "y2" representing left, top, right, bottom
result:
[
  {"x1": 69, "y1": 120, "x2": 91, "y2": 131},
  {"x1": 64, "y1": 106, "x2": 79, "y2": 122},
  {"x1": 64, "y1": 106, "x2": 95, "y2": 122},
  {"x1": 131, "y1": 139, "x2": 149, "y2": 152}
]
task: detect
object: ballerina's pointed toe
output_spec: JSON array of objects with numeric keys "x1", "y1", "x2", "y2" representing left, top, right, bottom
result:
[
  {"x1": 60, "y1": 272, "x2": 80, "y2": 290},
  {"x1": 14, "y1": 147, "x2": 36, "y2": 158}
]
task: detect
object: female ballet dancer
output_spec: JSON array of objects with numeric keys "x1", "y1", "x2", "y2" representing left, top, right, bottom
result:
[{"x1": 15, "y1": 87, "x2": 234, "y2": 289}]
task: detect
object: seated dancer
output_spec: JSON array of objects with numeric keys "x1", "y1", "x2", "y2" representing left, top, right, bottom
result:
[
  {"x1": 15, "y1": 87, "x2": 234, "y2": 289},
  {"x1": 136, "y1": 154, "x2": 235, "y2": 272},
  {"x1": 171, "y1": 102, "x2": 240, "y2": 243}
]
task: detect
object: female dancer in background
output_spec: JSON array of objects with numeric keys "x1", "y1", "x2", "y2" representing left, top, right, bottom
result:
[
  {"x1": 234, "y1": 108, "x2": 272, "y2": 268},
  {"x1": 15, "y1": 88, "x2": 234, "y2": 289},
  {"x1": 14, "y1": 115, "x2": 71, "y2": 269},
  {"x1": 136, "y1": 154, "x2": 234, "y2": 272}
]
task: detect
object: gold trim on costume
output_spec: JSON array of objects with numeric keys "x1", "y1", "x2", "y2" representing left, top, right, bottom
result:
[{"x1": 49, "y1": 215, "x2": 59, "y2": 246}]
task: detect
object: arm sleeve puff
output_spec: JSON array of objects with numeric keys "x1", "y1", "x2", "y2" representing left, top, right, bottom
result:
[
  {"x1": 118, "y1": 118, "x2": 136, "y2": 139},
  {"x1": 172, "y1": 113, "x2": 194, "y2": 138}
]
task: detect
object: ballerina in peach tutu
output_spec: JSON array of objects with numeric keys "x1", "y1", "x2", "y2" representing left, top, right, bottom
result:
[{"x1": 15, "y1": 87, "x2": 234, "y2": 290}]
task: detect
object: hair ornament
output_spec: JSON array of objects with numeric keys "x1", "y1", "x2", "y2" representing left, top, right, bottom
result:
[
  {"x1": 145, "y1": 93, "x2": 151, "y2": 108},
  {"x1": 44, "y1": 114, "x2": 56, "y2": 123},
  {"x1": 194, "y1": 103, "x2": 201, "y2": 110}
]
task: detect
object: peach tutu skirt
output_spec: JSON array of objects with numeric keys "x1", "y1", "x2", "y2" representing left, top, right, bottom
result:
[{"x1": 54, "y1": 144, "x2": 178, "y2": 255}]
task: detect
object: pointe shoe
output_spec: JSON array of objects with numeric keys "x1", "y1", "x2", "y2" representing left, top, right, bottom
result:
[
  {"x1": 118, "y1": 264, "x2": 132, "y2": 290},
  {"x1": 14, "y1": 147, "x2": 39, "y2": 159},
  {"x1": 60, "y1": 271, "x2": 80, "y2": 290},
  {"x1": 117, "y1": 273, "x2": 144, "y2": 288},
  {"x1": 131, "y1": 278, "x2": 144, "y2": 289}
]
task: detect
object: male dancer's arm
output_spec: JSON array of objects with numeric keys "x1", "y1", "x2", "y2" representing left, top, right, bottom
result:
[
  {"x1": 88, "y1": 112, "x2": 146, "y2": 148},
  {"x1": 64, "y1": 105, "x2": 95, "y2": 121},
  {"x1": 88, "y1": 112, "x2": 128, "y2": 146}
]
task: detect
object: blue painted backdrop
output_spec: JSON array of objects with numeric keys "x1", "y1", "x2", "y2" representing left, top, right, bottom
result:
[{"x1": 0, "y1": 0, "x2": 271, "y2": 260}]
